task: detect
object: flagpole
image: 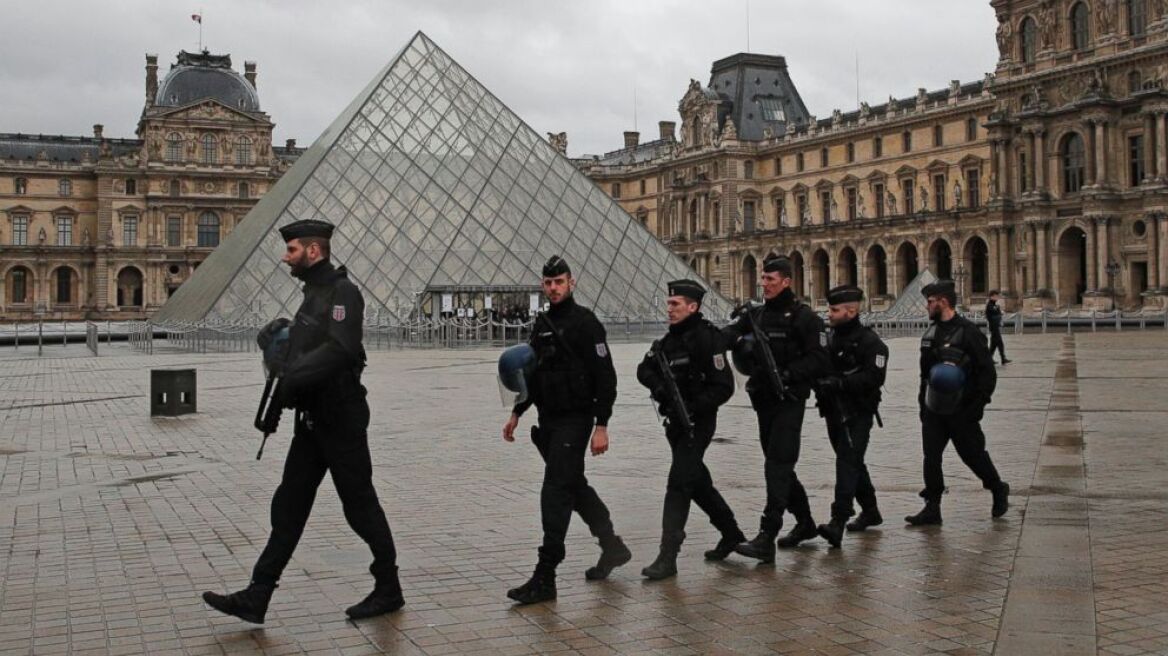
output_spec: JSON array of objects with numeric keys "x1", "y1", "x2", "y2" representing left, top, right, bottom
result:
[{"x1": 199, "y1": 8, "x2": 203, "y2": 51}]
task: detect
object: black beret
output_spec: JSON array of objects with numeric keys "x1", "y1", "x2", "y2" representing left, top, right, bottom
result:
[
  {"x1": 921, "y1": 280, "x2": 957, "y2": 300},
  {"x1": 542, "y1": 255, "x2": 571, "y2": 277},
  {"x1": 667, "y1": 278, "x2": 706, "y2": 303},
  {"x1": 279, "y1": 219, "x2": 334, "y2": 242},
  {"x1": 826, "y1": 284, "x2": 864, "y2": 305},
  {"x1": 762, "y1": 255, "x2": 793, "y2": 276}
]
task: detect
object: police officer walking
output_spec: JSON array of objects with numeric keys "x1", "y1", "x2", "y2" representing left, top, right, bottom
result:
[
  {"x1": 203, "y1": 219, "x2": 403, "y2": 623},
  {"x1": 907, "y1": 280, "x2": 1010, "y2": 526},
  {"x1": 501, "y1": 256, "x2": 630, "y2": 604},
  {"x1": 635, "y1": 280, "x2": 745, "y2": 580},
  {"x1": 723, "y1": 255, "x2": 831, "y2": 562},
  {"x1": 985, "y1": 290, "x2": 1010, "y2": 365},
  {"x1": 813, "y1": 285, "x2": 888, "y2": 548}
]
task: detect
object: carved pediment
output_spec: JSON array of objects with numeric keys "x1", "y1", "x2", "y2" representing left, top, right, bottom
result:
[
  {"x1": 814, "y1": 178, "x2": 834, "y2": 190},
  {"x1": 894, "y1": 164, "x2": 918, "y2": 177},
  {"x1": 958, "y1": 154, "x2": 984, "y2": 168},
  {"x1": 839, "y1": 174, "x2": 860, "y2": 185},
  {"x1": 151, "y1": 99, "x2": 270, "y2": 125},
  {"x1": 926, "y1": 159, "x2": 950, "y2": 172}
]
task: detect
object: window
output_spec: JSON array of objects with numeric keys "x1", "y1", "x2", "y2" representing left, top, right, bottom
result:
[
  {"x1": 758, "y1": 96, "x2": 786, "y2": 121},
  {"x1": 775, "y1": 196, "x2": 786, "y2": 225},
  {"x1": 774, "y1": 157, "x2": 783, "y2": 175},
  {"x1": 236, "y1": 136, "x2": 253, "y2": 165},
  {"x1": 639, "y1": 179, "x2": 646, "y2": 195},
  {"x1": 14, "y1": 177, "x2": 27, "y2": 194},
  {"x1": 820, "y1": 147, "x2": 828, "y2": 167},
  {"x1": 873, "y1": 136, "x2": 883, "y2": 158},
  {"x1": 744, "y1": 161, "x2": 754, "y2": 179},
  {"x1": 1062, "y1": 133, "x2": 1086, "y2": 193},
  {"x1": 796, "y1": 193, "x2": 808, "y2": 224},
  {"x1": 1130, "y1": 135, "x2": 1145, "y2": 187},
  {"x1": 966, "y1": 169, "x2": 981, "y2": 208},
  {"x1": 846, "y1": 142, "x2": 855, "y2": 163},
  {"x1": 902, "y1": 130, "x2": 913, "y2": 153},
  {"x1": 796, "y1": 152, "x2": 805, "y2": 172},
  {"x1": 1129, "y1": 0, "x2": 1147, "y2": 36},
  {"x1": 933, "y1": 125, "x2": 944, "y2": 147},
  {"x1": 167, "y1": 133, "x2": 184, "y2": 162},
  {"x1": 903, "y1": 179, "x2": 915, "y2": 214},
  {"x1": 197, "y1": 211, "x2": 220, "y2": 247},
  {"x1": 743, "y1": 201, "x2": 756, "y2": 232},
  {"x1": 967, "y1": 117, "x2": 979, "y2": 141},
  {"x1": 611, "y1": 182, "x2": 621, "y2": 198},
  {"x1": 12, "y1": 215, "x2": 29, "y2": 245},
  {"x1": 170, "y1": 180, "x2": 180, "y2": 197},
  {"x1": 821, "y1": 190, "x2": 832, "y2": 222},
  {"x1": 1020, "y1": 17, "x2": 1037, "y2": 63},
  {"x1": 933, "y1": 174, "x2": 946, "y2": 210},
  {"x1": 56, "y1": 216, "x2": 72, "y2": 246},
  {"x1": 202, "y1": 134, "x2": 217, "y2": 165},
  {"x1": 873, "y1": 183, "x2": 885, "y2": 218},
  {"x1": 122, "y1": 215, "x2": 138, "y2": 246},
  {"x1": 846, "y1": 187, "x2": 857, "y2": 220},
  {"x1": 58, "y1": 179, "x2": 72, "y2": 197},
  {"x1": 1071, "y1": 2, "x2": 1090, "y2": 51},
  {"x1": 238, "y1": 182, "x2": 250, "y2": 199},
  {"x1": 1020, "y1": 151, "x2": 1029, "y2": 193},
  {"x1": 167, "y1": 216, "x2": 182, "y2": 247},
  {"x1": 11, "y1": 267, "x2": 28, "y2": 303},
  {"x1": 1129, "y1": 70, "x2": 1143, "y2": 93},
  {"x1": 125, "y1": 179, "x2": 136, "y2": 195},
  {"x1": 55, "y1": 268, "x2": 72, "y2": 304}
]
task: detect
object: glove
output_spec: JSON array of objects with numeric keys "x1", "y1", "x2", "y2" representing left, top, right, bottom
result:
[{"x1": 257, "y1": 317, "x2": 292, "y2": 350}]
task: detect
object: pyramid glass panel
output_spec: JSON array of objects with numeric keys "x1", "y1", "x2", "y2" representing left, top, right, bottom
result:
[{"x1": 153, "y1": 32, "x2": 729, "y2": 326}]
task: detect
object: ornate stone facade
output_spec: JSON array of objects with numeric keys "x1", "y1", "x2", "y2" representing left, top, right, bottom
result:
[
  {"x1": 0, "y1": 51, "x2": 301, "y2": 320},
  {"x1": 582, "y1": 0, "x2": 1168, "y2": 312}
]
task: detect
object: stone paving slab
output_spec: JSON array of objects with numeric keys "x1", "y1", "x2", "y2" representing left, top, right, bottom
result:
[{"x1": 0, "y1": 331, "x2": 1166, "y2": 654}]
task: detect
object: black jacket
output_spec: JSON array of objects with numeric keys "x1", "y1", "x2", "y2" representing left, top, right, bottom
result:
[
  {"x1": 918, "y1": 313, "x2": 995, "y2": 412},
  {"x1": 985, "y1": 299, "x2": 1003, "y2": 329},
  {"x1": 722, "y1": 288, "x2": 830, "y2": 400},
  {"x1": 825, "y1": 316, "x2": 888, "y2": 414},
  {"x1": 636, "y1": 312, "x2": 734, "y2": 419},
  {"x1": 513, "y1": 295, "x2": 618, "y2": 426},
  {"x1": 281, "y1": 260, "x2": 366, "y2": 408}
]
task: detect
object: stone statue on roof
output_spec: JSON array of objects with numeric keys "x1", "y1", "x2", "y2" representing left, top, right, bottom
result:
[{"x1": 546, "y1": 132, "x2": 567, "y2": 155}]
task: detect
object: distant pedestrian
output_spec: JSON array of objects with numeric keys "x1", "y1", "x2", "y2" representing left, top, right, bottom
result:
[{"x1": 984, "y1": 290, "x2": 1010, "y2": 365}]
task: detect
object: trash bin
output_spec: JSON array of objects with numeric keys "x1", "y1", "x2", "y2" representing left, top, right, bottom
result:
[{"x1": 151, "y1": 368, "x2": 197, "y2": 416}]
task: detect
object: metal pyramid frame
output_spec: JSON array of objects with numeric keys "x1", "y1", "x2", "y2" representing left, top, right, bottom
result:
[{"x1": 153, "y1": 31, "x2": 730, "y2": 325}]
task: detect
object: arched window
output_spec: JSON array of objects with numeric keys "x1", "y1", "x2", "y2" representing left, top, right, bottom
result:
[
  {"x1": 167, "y1": 133, "x2": 183, "y2": 162},
  {"x1": 1020, "y1": 17, "x2": 1038, "y2": 63},
  {"x1": 238, "y1": 182, "x2": 250, "y2": 199},
  {"x1": 1071, "y1": 2, "x2": 1091, "y2": 50},
  {"x1": 236, "y1": 136, "x2": 253, "y2": 165},
  {"x1": 9, "y1": 266, "x2": 31, "y2": 303},
  {"x1": 1062, "y1": 132, "x2": 1086, "y2": 193},
  {"x1": 201, "y1": 134, "x2": 217, "y2": 165},
  {"x1": 1129, "y1": 0, "x2": 1147, "y2": 36},
  {"x1": 197, "y1": 211, "x2": 220, "y2": 247}
]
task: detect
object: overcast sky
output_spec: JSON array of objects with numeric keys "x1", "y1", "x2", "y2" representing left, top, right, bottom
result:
[{"x1": 1, "y1": 1, "x2": 998, "y2": 157}]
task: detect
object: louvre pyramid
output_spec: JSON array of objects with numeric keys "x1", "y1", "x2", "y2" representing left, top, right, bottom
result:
[
  {"x1": 153, "y1": 32, "x2": 730, "y2": 325},
  {"x1": 875, "y1": 268, "x2": 938, "y2": 319}
]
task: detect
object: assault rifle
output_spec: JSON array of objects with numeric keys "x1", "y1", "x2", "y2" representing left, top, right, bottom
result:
[
  {"x1": 651, "y1": 341, "x2": 694, "y2": 444},
  {"x1": 731, "y1": 302, "x2": 791, "y2": 401},
  {"x1": 254, "y1": 322, "x2": 291, "y2": 460}
]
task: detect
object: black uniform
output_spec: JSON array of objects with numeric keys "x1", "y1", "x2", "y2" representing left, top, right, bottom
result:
[
  {"x1": 985, "y1": 299, "x2": 1008, "y2": 364},
  {"x1": 512, "y1": 295, "x2": 621, "y2": 570},
  {"x1": 636, "y1": 312, "x2": 741, "y2": 550},
  {"x1": 252, "y1": 260, "x2": 398, "y2": 588},
  {"x1": 817, "y1": 316, "x2": 887, "y2": 520},
  {"x1": 723, "y1": 288, "x2": 831, "y2": 537},
  {"x1": 917, "y1": 314, "x2": 1004, "y2": 502}
]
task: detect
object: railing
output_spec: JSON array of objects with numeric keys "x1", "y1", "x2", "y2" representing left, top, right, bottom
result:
[{"x1": 85, "y1": 321, "x2": 99, "y2": 356}]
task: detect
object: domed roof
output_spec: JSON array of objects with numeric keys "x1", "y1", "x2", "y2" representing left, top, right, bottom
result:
[{"x1": 155, "y1": 50, "x2": 260, "y2": 112}]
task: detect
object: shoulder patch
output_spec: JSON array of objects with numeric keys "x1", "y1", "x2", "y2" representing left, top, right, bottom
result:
[
  {"x1": 713, "y1": 353, "x2": 725, "y2": 370},
  {"x1": 819, "y1": 331, "x2": 828, "y2": 347},
  {"x1": 331, "y1": 305, "x2": 346, "y2": 322},
  {"x1": 596, "y1": 343, "x2": 608, "y2": 358},
  {"x1": 875, "y1": 354, "x2": 886, "y2": 369}
]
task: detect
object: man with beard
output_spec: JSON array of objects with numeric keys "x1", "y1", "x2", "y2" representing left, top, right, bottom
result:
[
  {"x1": 203, "y1": 219, "x2": 403, "y2": 623},
  {"x1": 907, "y1": 280, "x2": 1010, "y2": 526},
  {"x1": 501, "y1": 255, "x2": 630, "y2": 604},
  {"x1": 723, "y1": 255, "x2": 830, "y2": 562},
  {"x1": 635, "y1": 279, "x2": 745, "y2": 580}
]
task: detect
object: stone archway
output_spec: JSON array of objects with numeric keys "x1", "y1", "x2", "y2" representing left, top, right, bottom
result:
[
  {"x1": 866, "y1": 245, "x2": 889, "y2": 296},
  {"x1": 116, "y1": 266, "x2": 144, "y2": 308},
  {"x1": 789, "y1": 250, "x2": 806, "y2": 299},
  {"x1": 51, "y1": 266, "x2": 79, "y2": 306},
  {"x1": 896, "y1": 242, "x2": 919, "y2": 293},
  {"x1": 837, "y1": 247, "x2": 858, "y2": 286},
  {"x1": 929, "y1": 238, "x2": 953, "y2": 279},
  {"x1": 741, "y1": 254, "x2": 758, "y2": 301},
  {"x1": 1056, "y1": 226, "x2": 1089, "y2": 306},
  {"x1": 963, "y1": 236, "x2": 990, "y2": 296},
  {"x1": 812, "y1": 248, "x2": 830, "y2": 302}
]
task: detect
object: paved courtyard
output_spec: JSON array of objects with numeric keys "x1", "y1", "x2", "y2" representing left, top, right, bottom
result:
[{"x1": 1, "y1": 330, "x2": 1167, "y2": 655}]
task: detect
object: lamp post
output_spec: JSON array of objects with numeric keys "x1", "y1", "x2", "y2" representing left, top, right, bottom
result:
[
  {"x1": 953, "y1": 264, "x2": 968, "y2": 310},
  {"x1": 1105, "y1": 259, "x2": 1120, "y2": 311}
]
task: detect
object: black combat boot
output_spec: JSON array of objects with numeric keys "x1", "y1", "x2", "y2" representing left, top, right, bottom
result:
[
  {"x1": 846, "y1": 507, "x2": 883, "y2": 532},
  {"x1": 905, "y1": 499, "x2": 943, "y2": 526},
  {"x1": 584, "y1": 535, "x2": 632, "y2": 581},
  {"x1": 991, "y1": 482, "x2": 1010, "y2": 518},
  {"x1": 776, "y1": 519, "x2": 819, "y2": 548},
  {"x1": 733, "y1": 530, "x2": 777, "y2": 563},
  {"x1": 202, "y1": 582, "x2": 276, "y2": 624},
  {"x1": 642, "y1": 534, "x2": 682, "y2": 581},
  {"x1": 506, "y1": 563, "x2": 557, "y2": 605},
  {"x1": 816, "y1": 517, "x2": 847, "y2": 549},
  {"x1": 346, "y1": 569, "x2": 405, "y2": 620},
  {"x1": 704, "y1": 528, "x2": 747, "y2": 561}
]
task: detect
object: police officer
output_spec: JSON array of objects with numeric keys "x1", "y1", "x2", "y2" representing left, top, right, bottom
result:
[
  {"x1": 723, "y1": 255, "x2": 831, "y2": 562},
  {"x1": 501, "y1": 255, "x2": 630, "y2": 605},
  {"x1": 203, "y1": 219, "x2": 403, "y2": 623},
  {"x1": 813, "y1": 285, "x2": 888, "y2": 548},
  {"x1": 635, "y1": 279, "x2": 745, "y2": 580},
  {"x1": 907, "y1": 280, "x2": 1010, "y2": 526},
  {"x1": 985, "y1": 290, "x2": 1010, "y2": 365}
]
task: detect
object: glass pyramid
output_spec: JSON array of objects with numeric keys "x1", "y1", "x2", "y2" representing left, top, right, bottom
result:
[
  {"x1": 876, "y1": 268, "x2": 938, "y2": 319},
  {"x1": 153, "y1": 32, "x2": 730, "y2": 325}
]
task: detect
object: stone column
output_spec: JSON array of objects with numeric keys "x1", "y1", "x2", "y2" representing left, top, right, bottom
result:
[
  {"x1": 1085, "y1": 222, "x2": 1098, "y2": 293},
  {"x1": 1036, "y1": 222, "x2": 1049, "y2": 292},
  {"x1": 1034, "y1": 129, "x2": 1047, "y2": 192},
  {"x1": 1085, "y1": 120, "x2": 1098, "y2": 187},
  {"x1": 1158, "y1": 113, "x2": 1168, "y2": 182},
  {"x1": 998, "y1": 228, "x2": 1012, "y2": 295},
  {"x1": 1095, "y1": 120, "x2": 1109, "y2": 186},
  {"x1": 1025, "y1": 131, "x2": 1037, "y2": 192},
  {"x1": 1148, "y1": 214, "x2": 1160, "y2": 290},
  {"x1": 989, "y1": 227, "x2": 1001, "y2": 292},
  {"x1": 1096, "y1": 217, "x2": 1111, "y2": 290},
  {"x1": 1145, "y1": 113, "x2": 1157, "y2": 183},
  {"x1": 1159, "y1": 216, "x2": 1168, "y2": 291}
]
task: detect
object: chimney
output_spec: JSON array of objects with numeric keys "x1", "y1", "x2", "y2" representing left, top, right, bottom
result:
[
  {"x1": 244, "y1": 61, "x2": 257, "y2": 89},
  {"x1": 93, "y1": 124, "x2": 104, "y2": 140},
  {"x1": 623, "y1": 131, "x2": 640, "y2": 150},
  {"x1": 145, "y1": 54, "x2": 158, "y2": 105},
  {"x1": 659, "y1": 121, "x2": 676, "y2": 142},
  {"x1": 285, "y1": 138, "x2": 296, "y2": 150}
]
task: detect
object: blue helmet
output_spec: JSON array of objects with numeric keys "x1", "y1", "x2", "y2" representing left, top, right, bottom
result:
[
  {"x1": 498, "y1": 343, "x2": 537, "y2": 405},
  {"x1": 925, "y1": 362, "x2": 966, "y2": 414}
]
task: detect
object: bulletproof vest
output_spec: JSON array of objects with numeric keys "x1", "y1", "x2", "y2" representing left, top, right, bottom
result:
[
  {"x1": 830, "y1": 326, "x2": 881, "y2": 408},
  {"x1": 921, "y1": 323, "x2": 968, "y2": 414},
  {"x1": 659, "y1": 322, "x2": 712, "y2": 405},
  {"x1": 758, "y1": 303, "x2": 807, "y2": 368},
  {"x1": 530, "y1": 312, "x2": 593, "y2": 414},
  {"x1": 286, "y1": 278, "x2": 365, "y2": 405}
]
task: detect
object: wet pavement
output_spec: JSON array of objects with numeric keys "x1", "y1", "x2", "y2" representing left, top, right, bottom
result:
[{"x1": 1, "y1": 331, "x2": 1166, "y2": 655}]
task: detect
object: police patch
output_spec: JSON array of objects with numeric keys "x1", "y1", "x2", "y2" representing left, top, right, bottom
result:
[
  {"x1": 596, "y1": 343, "x2": 608, "y2": 358},
  {"x1": 819, "y1": 331, "x2": 828, "y2": 347},
  {"x1": 875, "y1": 354, "x2": 886, "y2": 369},
  {"x1": 713, "y1": 354, "x2": 725, "y2": 370},
  {"x1": 332, "y1": 305, "x2": 346, "y2": 322}
]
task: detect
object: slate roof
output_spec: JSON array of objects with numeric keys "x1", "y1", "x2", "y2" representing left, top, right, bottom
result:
[
  {"x1": 0, "y1": 134, "x2": 140, "y2": 163},
  {"x1": 154, "y1": 50, "x2": 261, "y2": 112}
]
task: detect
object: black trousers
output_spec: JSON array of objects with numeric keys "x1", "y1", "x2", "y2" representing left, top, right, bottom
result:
[
  {"x1": 252, "y1": 398, "x2": 398, "y2": 586},
  {"x1": 920, "y1": 409, "x2": 1003, "y2": 502},
  {"x1": 825, "y1": 413, "x2": 878, "y2": 519},
  {"x1": 534, "y1": 414, "x2": 615, "y2": 567},
  {"x1": 989, "y1": 327, "x2": 1007, "y2": 363},
  {"x1": 753, "y1": 397, "x2": 813, "y2": 534},
  {"x1": 659, "y1": 415, "x2": 739, "y2": 546}
]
